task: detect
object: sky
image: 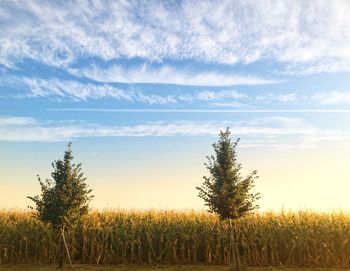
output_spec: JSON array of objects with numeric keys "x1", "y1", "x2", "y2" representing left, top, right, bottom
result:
[{"x1": 1, "y1": 0, "x2": 350, "y2": 212}]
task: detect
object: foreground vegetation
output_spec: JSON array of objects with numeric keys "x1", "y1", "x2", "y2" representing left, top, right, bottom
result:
[
  {"x1": 2, "y1": 266, "x2": 350, "y2": 271},
  {"x1": 1, "y1": 210, "x2": 350, "y2": 267},
  {"x1": 0, "y1": 263, "x2": 227, "y2": 270}
]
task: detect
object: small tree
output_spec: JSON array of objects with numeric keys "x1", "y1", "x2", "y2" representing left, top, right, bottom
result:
[
  {"x1": 196, "y1": 128, "x2": 260, "y2": 270},
  {"x1": 28, "y1": 143, "x2": 93, "y2": 269}
]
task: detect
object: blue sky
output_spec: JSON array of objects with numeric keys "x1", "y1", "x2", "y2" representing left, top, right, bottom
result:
[{"x1": 1, "y1": 1, "x2": 350, "y2": 211}]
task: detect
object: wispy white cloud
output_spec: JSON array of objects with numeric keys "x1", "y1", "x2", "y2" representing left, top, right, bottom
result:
[
  {"x1": 46, "y1": 108, "x2": 350, "y2": 113},
  {"x1": 0, "y1": 75, "x2": 268, "y2": 105},
  {"x1": 21, "y1": 78, "x2": 133, "y2": 101},
  {"x1": 9, "y1": 77, "x2": 176, "y2": 104},
  {"x1": 179, "y1": 90, "x2": 247, "y2": 102},
  {"x1": 256, "y1": 93, "x2": 297, "y2": 103},
  {"x1": 311, "y1": 91, "x2": 350, "y2": 105},
  {"x1": 1, "y1": 76, "x2": 252, "y2": 103},
  {"x1": 69, "y1": 65, "x2": 276, "y2": 86},
  {"x1": 0, "y1": 1, "x2": 349, "y2": 74},
  {"x1": 0, "y1": 116, "x2": 37, "y2": 126},
  {"x1": 209, "y1": 101, "x2": 249, "y2": 108},
  {"x1": 0, "y1": 118, "x2": 226, "y2": 141},
  {"x1": 1, "y1": 115, "x2": 349, "y2": 150},
  {"x1": 0, "y1": 75, "x2": 260, "y2": 104},
  {"x1": 255, "y1": 91, "x2": 350, "y2": 106},
  {"x1": 4, "y1": 74, "x2": 350, "y2": 107}
]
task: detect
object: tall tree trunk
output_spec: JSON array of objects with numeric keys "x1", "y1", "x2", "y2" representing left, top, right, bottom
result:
[{"x1": 58, "y1": 228, "x2": 64, "y2": 270}]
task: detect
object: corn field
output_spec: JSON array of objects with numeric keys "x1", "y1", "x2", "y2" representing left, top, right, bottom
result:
[{"x1": 1, "y1": 210, "x2": 350, "y2": 267}]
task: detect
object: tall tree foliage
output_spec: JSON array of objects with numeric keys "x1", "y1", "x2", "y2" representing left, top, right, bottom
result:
[
  {"x1": 197, "y1": 128, "x2": 260, "y2": 219},
  {"x1": 28, "y1": 143, "x2": 93, "y2": 268},
  {"x1": 197, "y1": 128, "x2": 260, "y2": 271}
]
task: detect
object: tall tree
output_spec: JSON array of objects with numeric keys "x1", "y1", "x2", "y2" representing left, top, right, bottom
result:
[
  {"x1": 196, "y1": 128, "x2": 260, "y2": 270},
  {"x1": 28, "y1": 143, "x2": 93, "y2": 269}
]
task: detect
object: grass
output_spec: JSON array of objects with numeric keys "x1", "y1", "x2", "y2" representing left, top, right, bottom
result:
[
  {"x1": 0, "y1": 264, "x2": 226, "y2": 270},
  {"x1": 1, "y1": 266, "x2": 350, "y2": 271}
]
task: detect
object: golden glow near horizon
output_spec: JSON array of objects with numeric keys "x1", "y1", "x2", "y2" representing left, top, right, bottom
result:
[{"x1": 1, "y1": 143, "x2": 350, "y2": 212}]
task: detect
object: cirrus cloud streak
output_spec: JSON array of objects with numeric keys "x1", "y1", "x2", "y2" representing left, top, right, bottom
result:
[
  {"x1": 0, "y1": 1, "x2": 349, "y2": 74},
  {"x1": 1, "y1": 116, "x2": 349, "y2": 150},
  {"x1": 69, "y1": 65, "x2": 277, "y2": 86}
]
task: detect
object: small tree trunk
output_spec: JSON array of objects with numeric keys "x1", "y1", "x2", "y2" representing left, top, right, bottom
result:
[
  {"x1": 58, "y1": 227, "x2": 73, "y2": 269},
  {"x1": 58, "y1": 229, "x2": 64, "y2": 270},
  {"x1": 228, "y1": 219, "x2": 238, "y2": 271},
  {"x1": 228, "y1": 220, "x2": 246, "y2": 271},
  {"x1": 62, "y1": 228, "x2": 73, "y2": 267}
]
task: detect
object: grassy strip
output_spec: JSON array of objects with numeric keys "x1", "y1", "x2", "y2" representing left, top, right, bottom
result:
[
  {"x1": 1, "y1": 265, "x2": 350, "y2": 271},
  {"x1": 0, "y1": 264, "x2": 227, "y2": 271}
]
